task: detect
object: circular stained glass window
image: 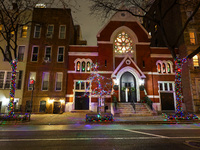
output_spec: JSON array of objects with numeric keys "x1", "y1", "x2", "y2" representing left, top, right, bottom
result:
[{"x1": 114, "y1": 32, "x2": 133, "y2": 53}]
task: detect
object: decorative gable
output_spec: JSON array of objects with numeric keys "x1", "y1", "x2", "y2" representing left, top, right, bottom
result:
[{"x1": 112, "y1": 54, "x2": 146, "y2": 79}]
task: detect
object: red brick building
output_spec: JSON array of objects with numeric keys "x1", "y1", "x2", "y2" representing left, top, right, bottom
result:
[
  {"x1": 66, "y1": 12, "x2": 177, "y2": 113},
  {"x1": 22, "y1": 8, "x2": 85, "y2": 114}
]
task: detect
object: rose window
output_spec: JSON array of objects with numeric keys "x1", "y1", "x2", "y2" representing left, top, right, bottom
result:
[{"x1": 114, "y1": 32, "x2": 133, "y2": 53}]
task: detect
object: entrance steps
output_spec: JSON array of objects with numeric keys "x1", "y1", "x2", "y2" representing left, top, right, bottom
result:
[{"x1": 114, "y1": 103, "x2": 154, "y2": 117}]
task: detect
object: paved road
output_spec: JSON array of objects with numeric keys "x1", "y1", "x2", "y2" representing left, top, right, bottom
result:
[{"x1": 0, "y1": 124, "x2": 200, "y2": 150}]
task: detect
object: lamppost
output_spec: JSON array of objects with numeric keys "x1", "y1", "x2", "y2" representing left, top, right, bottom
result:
[{"x1": 29, "y1": 79, "x2": 35, "y2": 121}]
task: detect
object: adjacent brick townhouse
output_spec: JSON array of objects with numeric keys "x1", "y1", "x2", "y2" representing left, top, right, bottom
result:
[{"x1": 22, "y1": 8, "x2": 86, "y2": 114}]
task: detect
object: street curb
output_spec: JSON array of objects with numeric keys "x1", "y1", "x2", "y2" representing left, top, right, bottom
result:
[
  {"x1": 1, "y1": 120, "x2": 200, "y2": 125},
  {"x1": 113, "y1": 120, "x2": 200, "y2": 124}
]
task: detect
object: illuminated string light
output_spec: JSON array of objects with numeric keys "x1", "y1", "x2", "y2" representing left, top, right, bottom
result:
[
  {"x1": 170, "y1": 57, "x2": 199, "y2": 120},
  {"x1": 8, "y1": 59, "x2": 18, "y2": 117}
]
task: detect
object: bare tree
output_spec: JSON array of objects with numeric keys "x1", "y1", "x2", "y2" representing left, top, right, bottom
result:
[
  {"x1": 0, "y1": 0, "x2": 77, "y2": 117},
  {"x1": 89, "y1": 0, "x2": 200, "y2": 115}
]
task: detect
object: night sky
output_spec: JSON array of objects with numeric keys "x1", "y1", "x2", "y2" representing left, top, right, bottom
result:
[{"x1": 69, "y1": 0, "x2": 107, "y2": 46}]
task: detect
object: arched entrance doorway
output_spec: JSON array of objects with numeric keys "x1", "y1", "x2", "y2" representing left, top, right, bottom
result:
[{"x1": 120, "y1": 72, "x2": 136, "y2": 103}]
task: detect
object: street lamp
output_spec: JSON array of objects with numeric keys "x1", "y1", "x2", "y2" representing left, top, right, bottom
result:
[{"x1": 29, "y1": 79, "x2": 35, "y2": 121}]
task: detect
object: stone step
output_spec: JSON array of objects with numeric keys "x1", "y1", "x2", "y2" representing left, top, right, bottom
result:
[{"x1": 114, "y1": 103, "x2": 154, "y2": 116}]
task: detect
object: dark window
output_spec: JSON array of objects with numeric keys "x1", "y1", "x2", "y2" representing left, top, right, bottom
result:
[
  {"x1": 57, "y1": 47, "x2": 64, "y2": 62},
  {"x1": 40, "y1": 101, "x2": 46, "y2": 112},
  {"x1": 18, "y1": 46, "x2": 25, "y2": 61},
  {"x1": 76, "y1": 82, "x2": 80, "y2": 90},
  {"x1": 4, "y1": 46, "x2": 10, "y2": 61},
  {"x1": 32, "y1": 47, "x2": 39, "y2": 61},
  {"x1": 34, "y1": 25, "x2": 41, "y2": 38},
  {"x1": 45, "y1": 47, "x2": 51, "y2": 60},
  {"x1": 16, "y1": 71, "x2": 23, "y2": 89},
  {"x1": 55, "y1": 73, "x2": 62, "y2": 91},
  {"x1": 164, "y1": 83, "x2": 168, "y2": 91},
  {"x1": 159, "y1": 83, "x2": 163, "y2": 91},
  {"x1": 25, "y1": 100, "x2": 31, "y2": 112},
  {"x1": 86, "y1": 82, "x2": 90, "y2": 90},
  {"x1": 81, "y1": 82, "x2": 85, "y2": 90},
  {"x1": 0, "y1": 72, "x2": 4, "y2": 89},
  {"x1": 42, "y1": 72, "x2": 49, "y2": 91},
  {"x1": 143, "y1": 61, "x2": 145, "y2": 68},
  {"x1": 5, "y1": 72, "x2": 11, "y2": 89},
  {"x1": 169, "y1": 83, "x2": 173, "y2": 91}
]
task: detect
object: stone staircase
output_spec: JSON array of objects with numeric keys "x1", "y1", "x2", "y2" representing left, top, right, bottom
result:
[{"x1": 114, "y1": 103, "x2": 154, "y2": 117}]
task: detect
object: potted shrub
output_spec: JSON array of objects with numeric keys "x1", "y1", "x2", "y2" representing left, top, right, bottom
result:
[
  {"x1": 139, "y1": 85, "x2": 145, "y2": 91},
  {"x1": 113, "y1": 85, "x2": 118, "y2": 91}
]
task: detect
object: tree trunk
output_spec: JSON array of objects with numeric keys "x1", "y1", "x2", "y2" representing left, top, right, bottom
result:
[
  {"x1": 174, "y1": 58, "x2": 188, "y2": 114},
  {"x1": 8, "y1": 59, "x2": 18, "y2": 117}
]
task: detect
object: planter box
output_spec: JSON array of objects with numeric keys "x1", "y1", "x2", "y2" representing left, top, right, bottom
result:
[{"x1": 86, "y1": 113, "x2": 114, "y2": 122}]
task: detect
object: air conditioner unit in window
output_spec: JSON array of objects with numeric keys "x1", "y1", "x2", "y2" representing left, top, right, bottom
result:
[{"x1": 44, "y1": 57, "x2": 50, "y2": 63}]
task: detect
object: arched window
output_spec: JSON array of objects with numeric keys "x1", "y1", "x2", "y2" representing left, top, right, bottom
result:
[
  {"x1": 86, "y1": 61, "x2": 90, "y2": 72},
  {"x1": 82, "y1": 61, "x2": 85, "y2": 72},
  {"x1": 167, "y1": 63, "x2": 171, "y2": 73},
  {"x1": 157, "y1": 60, "x2": 173, "y2": 74},
  {"x1": 162, "y1": 63, "x2": 166, "y2": 73},
  {"x1": 75, "y1": 59, "x2": 92, "y2": 72},
  {"x1": 114, "y1": 32, "x2": 133, "y2": 53},
  {"x1": 77, "y1": 61, "x2": 80, "y2": 72},
  {"x1": 157, "y1": 63, "x2": 161, "y2": 73}
]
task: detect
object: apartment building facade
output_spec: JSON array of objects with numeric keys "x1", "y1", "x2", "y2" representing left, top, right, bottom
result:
[{"x1": 22, "y1": 8, "x2": 84, "y2": 114}]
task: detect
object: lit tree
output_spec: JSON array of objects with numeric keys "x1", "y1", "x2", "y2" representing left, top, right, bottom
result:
[
  {"x1": 0, "y1": 0, "x2": 77, "y2": 117},
  {"x1": 89, "y1": 0, "x2": 200, "y2": 116},
  {"x1": 86, "y1": 63, "x2": 113, "y2": 114}
]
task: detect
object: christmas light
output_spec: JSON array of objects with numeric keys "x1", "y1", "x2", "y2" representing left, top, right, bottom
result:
[{"x1": 8, "y1": 59, "x2": 18, "y2": 117}]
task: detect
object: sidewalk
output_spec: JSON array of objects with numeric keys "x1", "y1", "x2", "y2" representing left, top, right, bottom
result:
[{"x1": 1, "y1": 112, "x2": 200, "y2": 125}]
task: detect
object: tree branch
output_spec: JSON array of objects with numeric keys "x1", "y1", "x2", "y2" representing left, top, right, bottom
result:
[
  {"x1": 187, "y1": 46, "x2": 200, "y2": 59},
  {"x1": 172, "y1": 1, "x2": 200, "y2": 48}
]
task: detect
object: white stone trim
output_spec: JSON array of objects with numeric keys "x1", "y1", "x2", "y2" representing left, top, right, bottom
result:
[
  {"x1": 143, "y1": 72, "x2": 175, "y2": 75},
  {"x1": 74, "y1": 58, "x2": 92, "y2": 73},
  {"x1": 151, "y1": 54, "x2": 173, "y2": 58},
  {"x1": 72, "y1": 80, "x2": 92, "y2": 111},
  {"x1": 66, "y1": 94, "x2": 73, "y2": 97},
  {"x1": 136, "y1": 42, "x2": 151, "y2": 45},
  {"x1": 112, "y1": 54, "x2": 146, "y2": 78},
  {"x1": 115, "y1": 66, "x2": 142, "y2": 102},
  {"x1": 158, "y1": 81, "x2": 176, "y2": 111},
  {"x1": 91, "y1": 95, "x2": 111, "y2": 98},
  {"x1": 150, "y1": 47, "x2": 172, "y2": 49},
  {"x1": 69, "y1": 45, "x2": 98, "y2": 48},
  {"x1": 97, "y1": 71, "x2": 113, "y2": 74},
  {"x1": 67, "y1": 71, "x2": 113, "y2": 74},
  {"x1": 147, "y1": 95, "x2": 160, "y2": 98},
  {"x1": 69, "y1": 52, "x2": 98, "y2": 56},
  {"x1": 97, "y1": 41, "x2": 112, "y2": 44}
]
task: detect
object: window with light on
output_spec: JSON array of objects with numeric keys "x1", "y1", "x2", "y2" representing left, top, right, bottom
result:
[{"x1": 114, "y1": 32, "x2": 133, "y2": 54}]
